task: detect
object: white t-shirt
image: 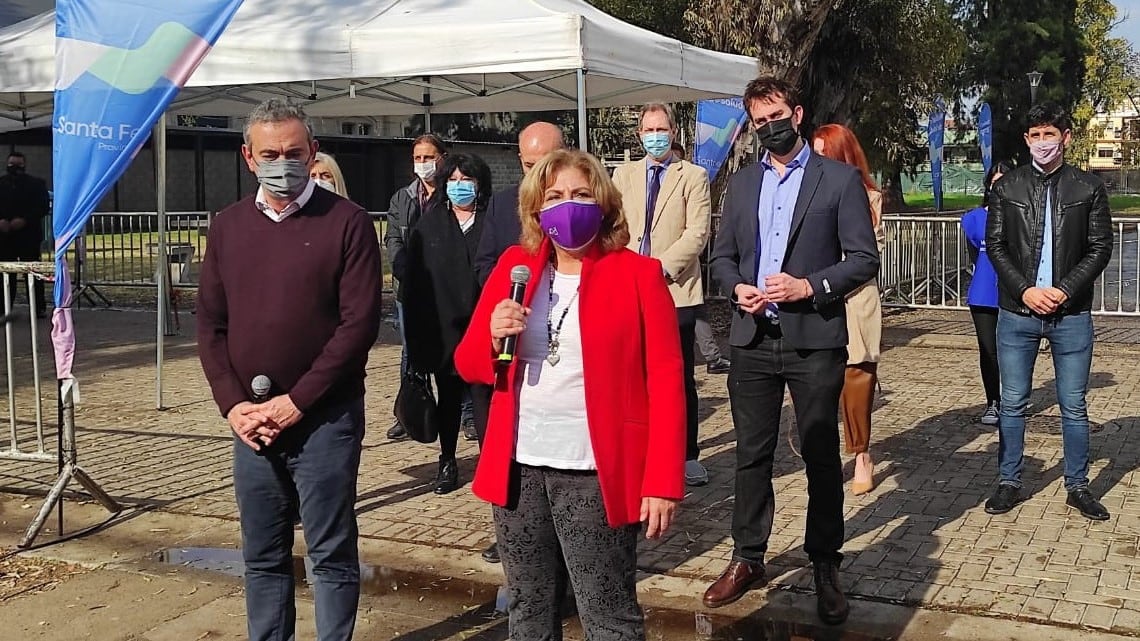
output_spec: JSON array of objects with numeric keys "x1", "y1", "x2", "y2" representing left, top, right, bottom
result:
[{"x1": 514, "y1": 266, "x2": 595, "y2": 470}]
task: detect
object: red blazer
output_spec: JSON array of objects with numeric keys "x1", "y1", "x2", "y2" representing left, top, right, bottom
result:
[{"x1": 454, "y1": 240, "x2": 686, "y2": 527}]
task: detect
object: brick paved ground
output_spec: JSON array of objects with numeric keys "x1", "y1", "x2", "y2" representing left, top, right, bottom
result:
[{"x1": 4, "y1": 306, "x2": 1140, "y2": 633}]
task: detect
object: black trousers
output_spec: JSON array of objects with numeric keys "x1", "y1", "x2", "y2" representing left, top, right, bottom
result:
[
  {"x1": 468, "y1": 383, "x2": 493, "y2": 447},
  {"x1": 728, "y1": 328, "x2": 846, "y2": 564},
  {"x1": 969, "y1": 305, "x2": 1000, "y2": 404},
  {"x1": 434, "y1": 372, "x2": 467, "y2": 460},
  {"x1": 677, "y1": 306, "x2": 699, "y2": 461}
]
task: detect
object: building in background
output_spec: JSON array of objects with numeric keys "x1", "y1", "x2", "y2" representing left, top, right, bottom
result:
[
  {"x1": 1085, "y1": 106, "x2": 1140, "y2": 192},
  {"x1": 1087, "y1": 107, "x2": 1140, "y2": 170}
]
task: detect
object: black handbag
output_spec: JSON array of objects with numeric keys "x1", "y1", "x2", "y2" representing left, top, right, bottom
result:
[{"x1": 394, "y1": 370, "x2": 438, "y2": 444}]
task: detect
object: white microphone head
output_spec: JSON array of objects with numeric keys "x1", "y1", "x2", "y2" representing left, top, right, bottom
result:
[
  {"x1": 510, "y1": 265, "x2": 531, "y2": 285},
  {"x1": 251, "y1": 375, "x2": 271, "y2": 397}
]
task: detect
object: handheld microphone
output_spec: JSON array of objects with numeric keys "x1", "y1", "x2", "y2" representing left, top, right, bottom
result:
[
  {"x1": 251, "y1": 375, "x2": 272, "y2": 402},
  {"x1": 498, "y1": 265, "x2": 531, "y2": 363}
]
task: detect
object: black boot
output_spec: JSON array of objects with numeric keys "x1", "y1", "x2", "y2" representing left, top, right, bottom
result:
[
  {"x1": 481, "y1": 541, "x2": 500, "y2": 563},
  {"x1": 434, "y1": 457, "x2": 459, "y2": 494},
  {"x1": 813, "y1": 561, "x2": 849, "y2": 625}
]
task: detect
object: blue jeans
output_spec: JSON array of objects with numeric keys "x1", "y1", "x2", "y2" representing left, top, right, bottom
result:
[
  {"x1": 233, "y1": 397, "x2": 365, "y2": 641},
  {"x1": 996, "y1": 310, "x2": 1093, "y2": 491}
]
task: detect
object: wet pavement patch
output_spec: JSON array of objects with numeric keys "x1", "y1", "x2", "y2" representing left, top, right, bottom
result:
[
  {"x1": 650, "y1": 610, "x2": 888, "y2": 641},
  {"x1": 158, "y1": 547, "x2": 889, "y2": 640}
]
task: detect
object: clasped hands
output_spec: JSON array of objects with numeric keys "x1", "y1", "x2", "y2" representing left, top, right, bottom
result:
[
  {"x1": 0, "y1": 218, "x2": 25, "y2": 234},
  {"x1": 734, "y1": 273, "x2": 813, "y2": 315},
  {"x1": 1022, "y1": 286, "x2": 1068, "y2": 316},
  {"x1": 228, "y1": 395, "x2": 303, "y2": 451}
]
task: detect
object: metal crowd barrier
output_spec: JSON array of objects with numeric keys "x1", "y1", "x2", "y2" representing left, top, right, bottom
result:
[
  {"x1": 60, "y1": 211, "x2": 392, "y2": 296},
  {"x1": 76, "y1": 211, "x2": 210, "y2": 288},
  {"x1": 878, "y1": 215, "x2": 1140, "y2": 316},
  {"x1": 701, "y1": 212, "x2": 1140, "y2": 317},
  {"x1": 0, "y1": 262, "x2": 121, "y2": 547}
]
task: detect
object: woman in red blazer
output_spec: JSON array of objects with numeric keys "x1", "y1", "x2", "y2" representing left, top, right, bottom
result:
[{"x1": 454, "y1": 149, "x2": 685, "y2": 641}]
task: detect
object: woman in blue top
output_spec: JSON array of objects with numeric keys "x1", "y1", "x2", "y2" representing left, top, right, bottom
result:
[{"x1": 961, "y1": 160, "x2": 1015, "y2": 426}]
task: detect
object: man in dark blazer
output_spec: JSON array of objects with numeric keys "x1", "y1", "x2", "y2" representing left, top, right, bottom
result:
[
  {"x1": 474, "y1": 121, "x2": 565, "y2": 285},
  {"x1": 0, "y1": 151, "x2": 49, "y2": 317},
  {"x1": 703, "y1": 77, "x2": 880, "y2": 625}
]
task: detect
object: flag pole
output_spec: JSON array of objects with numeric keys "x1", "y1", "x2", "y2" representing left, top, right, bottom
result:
[{"x1": 155, "y1": 116, "x2": 167, "y2": 410}]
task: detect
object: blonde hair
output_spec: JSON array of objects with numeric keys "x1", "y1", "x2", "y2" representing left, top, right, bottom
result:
[
  {"x1": 518, "y1": 150, "x2": 630, "y2": 254},
  {"x1": 312, "y1": 152, "x2": 348, "y2": 198}
]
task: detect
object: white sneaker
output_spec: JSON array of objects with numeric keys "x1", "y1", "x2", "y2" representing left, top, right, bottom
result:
[
  {"x1": 685, "y1": 459, "x2": 709, "y2": 486},
  {"x1": 981, "y1": 401, "x2": 999, "y2": 426}
]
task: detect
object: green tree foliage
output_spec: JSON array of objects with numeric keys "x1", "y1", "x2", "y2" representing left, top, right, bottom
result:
[
  {"x1": 585, "y1": 0, "x2": 690, "y2": 41},
  {"x1": 802, "y1": 0, "x2": 965, "y2": 211},
  {"x1": 682, "y1": 0, "x2": 838, "y2": 198},
  {"x1": 1068, "y1": 0, "x2": 1137, "y2": 167},
  {"x1": 684, "y1": 0, "x2": 834, "y2": 82},
  {"x1": 953, "y1": 0, "x2": 1085, "y2": 165}
]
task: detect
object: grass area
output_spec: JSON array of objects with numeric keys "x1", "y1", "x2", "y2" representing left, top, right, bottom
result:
[
  {"x1": 1110, "y1": 194, "x2": 1140, "y2": 213},
  {"x1": 905, "y1": 193, "x2": 1140, "y2": 214},
  {"x1": 903, "y1": 193, "x2": 982, "y2": 211}
]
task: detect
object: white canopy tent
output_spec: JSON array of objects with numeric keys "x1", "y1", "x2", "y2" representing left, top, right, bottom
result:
[
  {"x1": 0, "y1": 0, "x2": 758, "y2": 408},
  {"x1": 0, "y1": 0, "x2": 759, "y2": 146}
]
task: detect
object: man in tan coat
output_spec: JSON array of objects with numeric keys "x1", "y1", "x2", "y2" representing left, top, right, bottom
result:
[{"x1": 612, "y1": 102, "x2": 712, "y2": 485}]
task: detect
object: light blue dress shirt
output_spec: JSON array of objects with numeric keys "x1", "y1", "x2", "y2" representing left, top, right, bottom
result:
[
  {"x1": 1036, "y1": 187, "x2": 1053, "y2": 288},
  {"x1": 755, "y1": 142, "x2": 810, "y2": 320}
]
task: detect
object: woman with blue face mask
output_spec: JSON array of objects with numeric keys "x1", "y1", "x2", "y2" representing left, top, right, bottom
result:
[{"x1": 400, "y1": 152, "x2": 493, "y2": 494}]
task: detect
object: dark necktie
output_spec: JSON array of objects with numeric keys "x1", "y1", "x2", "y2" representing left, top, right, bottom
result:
[{"x1": 640, "y1": 165, "x2": 663, "y2": 256}]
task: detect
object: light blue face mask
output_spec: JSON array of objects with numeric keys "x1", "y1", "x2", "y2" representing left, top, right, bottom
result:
[
  {"x1": 641, "y1": 132, "x2": 672, "y2": 159},
  {"x1": 446, "y1": 179, "x2": 478, "y2": 207}
]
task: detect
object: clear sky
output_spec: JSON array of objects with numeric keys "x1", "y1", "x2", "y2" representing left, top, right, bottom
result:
[{"x1": 1115, "y1": 0, "x2": 1140, "y2": 49}]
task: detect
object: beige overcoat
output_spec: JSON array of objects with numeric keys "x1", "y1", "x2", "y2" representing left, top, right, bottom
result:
[{"x1": 845, "y1": 190, "x2": 886, "y2": 365}]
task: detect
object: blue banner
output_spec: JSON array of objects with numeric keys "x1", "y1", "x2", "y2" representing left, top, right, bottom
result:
[
  {"x1": 52, "y1": 0, "x2": 243, "y2": 309},
  {"x1": 928, "y1": 97, "x2": 946, "y2": 211},
  {"x1": 978, "y1": 102, "x2": 993, "y2": 175},
  {"x1": 694, "y1": 98, "x2": 747, "y2": 181}
]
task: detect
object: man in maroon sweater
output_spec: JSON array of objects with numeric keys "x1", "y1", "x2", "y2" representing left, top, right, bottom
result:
[{"x1": 197, "y1": 99, "x2": 382, "y2": 641}]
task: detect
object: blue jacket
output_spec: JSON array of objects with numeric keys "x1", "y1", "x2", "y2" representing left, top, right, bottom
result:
[{"x1": 962, "y1": 206, "x2": 998, "y2": 307}]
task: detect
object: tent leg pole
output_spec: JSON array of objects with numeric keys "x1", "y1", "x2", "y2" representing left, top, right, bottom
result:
[
  {"x1": 20, "y1": 383, "x2": 120, "y2": 548},
  {"x1": 576, "y1": 69, "x2": 587, "y2": 152},
  {"x1": 423, "y1": 76, "x2": 432, "y2": 132},
  {"x1": 154, "y1": 118, "x2": 167, "y2": 411}
]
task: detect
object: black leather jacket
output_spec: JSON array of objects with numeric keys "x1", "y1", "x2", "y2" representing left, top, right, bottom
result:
[{"x1": 985, "y1": 163, "x2": 1112, "y2": 315}]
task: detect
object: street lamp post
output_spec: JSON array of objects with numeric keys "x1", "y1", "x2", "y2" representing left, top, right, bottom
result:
[{"x1": 1027, "y1": 71, "x2": 1044, "y2": 104}]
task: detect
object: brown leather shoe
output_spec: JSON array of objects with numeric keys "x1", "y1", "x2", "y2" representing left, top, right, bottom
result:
[{"x1": 703, "y1": 560, "x2": 766, "y2": 608}]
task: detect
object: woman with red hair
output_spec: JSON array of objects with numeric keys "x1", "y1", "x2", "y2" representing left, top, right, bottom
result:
[{"x1": 811, "y1": 124, "x2": 885, "y2": 496}]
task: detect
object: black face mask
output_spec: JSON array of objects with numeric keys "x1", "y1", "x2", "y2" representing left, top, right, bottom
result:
[
  {"x1": 6, "y1": 165, "x2": 24, "y2": 176},
  {"x1": 757, "y1": 117, "x2": 800, "y2": 156}
]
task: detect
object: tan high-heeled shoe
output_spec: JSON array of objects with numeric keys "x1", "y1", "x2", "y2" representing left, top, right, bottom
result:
[{"x1": 851, "y1": 453, "x2": 875, "y2": 496}]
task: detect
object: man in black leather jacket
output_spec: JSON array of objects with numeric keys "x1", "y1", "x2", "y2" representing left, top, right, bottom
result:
[{"x1": 984, "y1": 102, "x2": 1113, "y2": 521}]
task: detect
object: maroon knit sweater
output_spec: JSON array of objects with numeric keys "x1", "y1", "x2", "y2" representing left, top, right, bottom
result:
[{"x1": 197, "y1": 187, "x2": 382, "y2": 417}]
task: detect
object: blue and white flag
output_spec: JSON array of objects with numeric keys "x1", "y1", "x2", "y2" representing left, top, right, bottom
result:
[
  {"x1": 978, "y1": 102, "x2": 994, "y2": 175},
  {"x1": 51, "y1": 0, "x2": 243, "y2": 379},
  {"x1": 694, "y1": 98, "x2": 748, "y2": 182},
  {"x1": 928, "y1": 97, "x2": 946, "y2": 211}
]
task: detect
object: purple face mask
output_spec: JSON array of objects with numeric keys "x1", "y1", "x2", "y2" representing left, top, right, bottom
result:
[{"x1": 539, "y1": 200, "x2": 604, "y2": 251}]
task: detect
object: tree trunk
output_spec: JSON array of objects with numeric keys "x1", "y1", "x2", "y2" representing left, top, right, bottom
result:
[{"x1": 880, "y1": 166, "x2": 908, "y2": 213}]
